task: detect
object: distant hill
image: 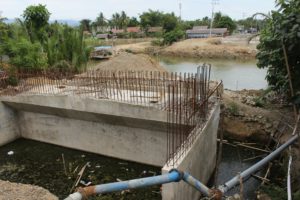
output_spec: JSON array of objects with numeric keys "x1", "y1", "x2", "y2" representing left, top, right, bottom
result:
[{"x1": 4, "y1": 18, "x2": 80, "y2": 26}]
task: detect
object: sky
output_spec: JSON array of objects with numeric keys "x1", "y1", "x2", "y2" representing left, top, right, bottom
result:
[{"x1": 0, "y1": 0, "x2": 276, "y2": 21}]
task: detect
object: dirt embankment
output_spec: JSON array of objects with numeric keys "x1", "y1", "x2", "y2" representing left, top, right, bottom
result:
[
  {"x1": 94, "y1": 52, "x2": 166, "y2": 72},
  {"x1": 115, "y1": 36, "x2": 257, "y2": 60},
  {"x1": 0, "y1": 180, "x2": 58, "y2": 200},
  {"x1": 161, "y1": 38, "x2": 257, "y2": 60},
  {"x1": 222, "y1": 89, "x2": 283, "y2": 142}
]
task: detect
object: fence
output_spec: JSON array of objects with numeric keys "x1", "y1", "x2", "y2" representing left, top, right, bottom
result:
[{"x1": 0, "y1": 65, "x2": 222, "y2": 165}]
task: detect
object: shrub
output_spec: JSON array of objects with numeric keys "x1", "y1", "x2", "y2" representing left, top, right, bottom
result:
[
  {"x1": 163, "y1": 29, "x2": 185, "y2": 45},
  {"x1": 6, "y1": 38, "x2": 48, "y2": 70},
  {"x1": 151, "y1": 39, "x2": 163, "y2": 46},
  {"x1": 227, "y1": 102, "x2": 239, "y2": 116}
]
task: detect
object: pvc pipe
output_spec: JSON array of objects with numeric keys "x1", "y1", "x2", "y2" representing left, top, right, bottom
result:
[
  {"x1": 64, "y1": 169, "x2": 182, "y2": 200},
  {"x1": 219, "y1": 134, "x2": 299, "y2": 193},
  {"x1": 183, "y1": 172, "x2": 211, "y2": 197}
]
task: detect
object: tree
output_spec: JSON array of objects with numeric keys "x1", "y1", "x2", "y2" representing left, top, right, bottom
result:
[
  {"x1": 256, "y1": 0, "x2": 300, "y2": 105},
  {"x1": 120, "y1": 11, "x2": 129, "y2": 29},
  {"x1": 140, "y1": 10, "x2": 164, "y2": 30},
  {"x1": 80, "y1": 19, "x2": 91, "y2": 32},
  {"x1": 22, "y1": 4, "x2": 50, "y2": 42},
  {"x1": 128, "y1": 17, "x2": 139, "y2": 27},
  {"x1": 5, "y1": 38, "x2": 48, "y2": 70},
  {"x1": 237, "y1": 17, "x2": 266, "y2": 32},
  {"x1": 111, "y1": 12, "x2": 121, "y2": 29},
  {"x1": 162, "y1": 13, "x2": 178, "y2": 32},
  {"x1": 213, "y1": 12, "x2": 236, "y2": 33},
  {"x1": 94, "y1": 12, "x2": 107, "y2": 27}
]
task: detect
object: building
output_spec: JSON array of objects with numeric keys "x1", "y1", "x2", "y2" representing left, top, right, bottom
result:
[
  {"x1": 148, "y1": 27, "x2": 163, "y2": 33},
  {"x1": 186, "y1": 26, "x2": 228, "y2": 38},
  {"x1": 126, "y1": 27, "x2": 142, "y2": 33},
  {"x1": 96, "y1": 33, "x2": 110, "y2": 40}
]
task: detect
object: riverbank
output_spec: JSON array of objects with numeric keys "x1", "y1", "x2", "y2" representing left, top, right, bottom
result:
[
  {"x1": 115, "y1": 36, "x2": 258, "y2": 60},
  {"x1": 222, "y1": 89, "x2": 300, "y2": 199}
]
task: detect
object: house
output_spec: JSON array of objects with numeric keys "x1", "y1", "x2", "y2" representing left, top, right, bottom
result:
[
  {"x1": 96, "y1": 33, "x2": 109, "y2": 40},
  {"x1": 148, "y1": 27, "x2": 163, "y2": 33},
  {"x1": 111, "y1": 29, "x2": 124, "y2": 34},
  {"x1": 126, "y1": 27, "x2": 141, "y2": 33},
  {"x1": 186, "y1": 27, "x2": 228, "y2": 38}
]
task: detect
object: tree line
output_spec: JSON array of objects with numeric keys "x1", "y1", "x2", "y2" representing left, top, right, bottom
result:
[
  {"x1": 0, "y1": 4, "x2": 90, "y2": 80},
  {"x1": 82, "y1": 9, "x2": 263, "y2": 35}
]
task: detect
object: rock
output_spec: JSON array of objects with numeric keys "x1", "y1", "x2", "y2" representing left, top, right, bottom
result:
[{"x1": 265, "y1": 123, "x2": 273, "y2": 129}]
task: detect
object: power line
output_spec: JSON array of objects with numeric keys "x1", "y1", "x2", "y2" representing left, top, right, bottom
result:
[{"x1": 179, "y1": 1, "x2": 182, "y2": 20}]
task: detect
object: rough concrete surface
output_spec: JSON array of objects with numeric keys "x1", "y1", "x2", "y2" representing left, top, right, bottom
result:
[
  {"x1": 0, "y1": 102, "x2": 19, "y2": 146},
  {"x1": 162, "y1": 103, "x2": 220, "y2": 200}
]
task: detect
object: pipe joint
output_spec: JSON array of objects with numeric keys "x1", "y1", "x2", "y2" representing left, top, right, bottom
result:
[{"x1": 169, "y1": 169, "x2": 184, "y2": 182}]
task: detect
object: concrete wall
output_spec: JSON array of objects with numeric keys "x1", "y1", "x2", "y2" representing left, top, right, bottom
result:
[
  {"x1": 0, "y1": 102, "x2": 20, "y2": 146},
  {"x1": 162, "y1": 103, "x2": 220, "y2": 200},
  {"x1": 1, "y1": 95, "x2": 220, "y2": 200},
  {"x1": 1, "y1": 95, "x2": 168, "y2": 166}
]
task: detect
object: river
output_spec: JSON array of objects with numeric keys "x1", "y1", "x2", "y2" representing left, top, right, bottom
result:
[{"x1": 156, "y1": 56, "x2": 268, "y2": 90}]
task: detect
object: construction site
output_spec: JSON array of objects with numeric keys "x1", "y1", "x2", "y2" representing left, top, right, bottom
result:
[{"x1": 0, "y1": 65, "x2": 224, "y2": 199}]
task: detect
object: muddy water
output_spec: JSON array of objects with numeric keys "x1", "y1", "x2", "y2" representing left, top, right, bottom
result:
[
  {"x1": 215, "y1": 144, "x2": 263, "y2": 199},
  {"x1": 156, "y1": 56, "x2": 268, "y2": 90},
  {"x1": 0, "y1": 139, "x2": 161, "y2": 200}
]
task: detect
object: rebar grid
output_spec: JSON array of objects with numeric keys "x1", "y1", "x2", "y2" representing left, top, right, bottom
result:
[{"x1": 0, "y1": 65, "x2": 222, "y2": 166}]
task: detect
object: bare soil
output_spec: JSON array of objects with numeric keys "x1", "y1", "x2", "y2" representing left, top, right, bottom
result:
[
  {"x1": 115, "y1": 37, "x2": 257, "y2": 60},
  {"x1": 222, "y1": 89, "x2": 282, "y2": 141},
  {"x1": 160, "y1": 38, "x2": 257, "y2": 60},
  {"x1": 0, "y1": 180, "x2": 58, "y2": 200},
  {"x1": 93, "y1": 52, "x2": 166, "y2": 72}
]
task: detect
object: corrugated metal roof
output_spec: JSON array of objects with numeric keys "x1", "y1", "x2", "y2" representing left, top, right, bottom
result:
[{"x1": 186, "y1": 28, "x2": 228, "y2": 34}]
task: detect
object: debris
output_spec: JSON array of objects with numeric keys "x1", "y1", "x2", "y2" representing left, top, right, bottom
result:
[
  {"x1": 70, "y1": 162, "x2": 89, "y2": 193},
  {"x1": 95, "y1": 165, "x2": 101, "y2": 168},
  {"x1": 62, "y1": 154, "x2": 67, "y2": 176},
  {"x1": 79, "y1": 180, "x2": 92, "y2": 186},
  {"x1": 148, "y1": 171, "x2": 157, "y2": 176},
  {"x1": 81, "y1": 155, "x2": 86, "y2": 158},
  {"x1": 7, "y1": 151, "x2": 14, "y2": 156}
]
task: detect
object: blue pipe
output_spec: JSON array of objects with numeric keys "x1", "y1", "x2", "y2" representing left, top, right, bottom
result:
[
  {"x1": 183, "y1": 172, "x2": 211, "y2": 197},
  {"x1": 94, "y1": 169, "x2": 181, "y2": 194},
  {"x1": 65, "y1": 170, "x2": 183, "y2": 200}
]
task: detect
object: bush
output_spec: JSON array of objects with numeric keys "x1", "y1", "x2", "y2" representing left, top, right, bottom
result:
[
  {"x1": 151, "y1": 39, "x2": 163, "y2": 46},
  {"x1": 7, "y1": 66, "x2": 18, "y2": 86},
  {"x1": 6, "y1": 38, "x2": 48, "y2": 70},
  {"x1": 163, "y1": 29, "x2": 185, "y2": 45},
  {"x1": 227, "y1": 102, "x2": 239, "y2": 116}
]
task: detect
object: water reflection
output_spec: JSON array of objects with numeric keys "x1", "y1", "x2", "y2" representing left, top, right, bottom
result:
[{"x1": 157, "y1": 56, "x2": 268, "y2": 90}]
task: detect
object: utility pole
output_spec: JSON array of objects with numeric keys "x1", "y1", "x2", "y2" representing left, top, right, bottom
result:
[
  {"x1": 179, "y1": 1, "x2": 182, "y2": 21},
  {"x1": 209, "y1": 0, "x2": 219, "y2": 37}
]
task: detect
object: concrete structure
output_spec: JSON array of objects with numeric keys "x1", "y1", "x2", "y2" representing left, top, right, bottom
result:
[
  {"x1": 0, "y1": 95, "x2": 168, "y2": 166},
  {"x1": 162, "y1": 103, "x2": 220, "y2": 200},
  {"x1": 0, "y1": 101, "x2": 19, "y2": 146},
  {"x1": 0, "y1": 94, "x2": 220, "y2": 200}
]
